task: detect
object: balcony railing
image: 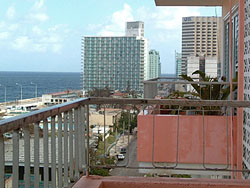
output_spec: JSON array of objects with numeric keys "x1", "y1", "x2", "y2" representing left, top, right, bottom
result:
[{"x1": 1, "y1": 97, "x2": 250, "y2": 187}]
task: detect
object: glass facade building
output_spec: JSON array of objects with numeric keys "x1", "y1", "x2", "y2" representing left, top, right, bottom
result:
[{"x1": 82, "y1": 36, "x2": 146, "y2": 93}]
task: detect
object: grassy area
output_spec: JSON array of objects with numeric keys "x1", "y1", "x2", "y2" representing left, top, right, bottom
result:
[{"x1": 96, "y1": 134, "x2": 116, "y2": 156}]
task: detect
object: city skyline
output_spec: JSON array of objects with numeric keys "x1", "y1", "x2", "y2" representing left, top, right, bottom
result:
[{"x1": 0, "y1": 0, "x2": 221, "y2": 73}]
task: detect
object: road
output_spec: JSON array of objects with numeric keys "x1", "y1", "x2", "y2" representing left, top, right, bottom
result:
[{"x1": 110, "y1": 137, "x2": 142, "y2": 176}]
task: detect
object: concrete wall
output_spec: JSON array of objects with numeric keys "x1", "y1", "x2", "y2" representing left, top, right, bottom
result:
[
  {"x1": 205, "y1": 56, "x2": 218, "y2": 78},
  {"x1": 137, "y1": 114, "x2": 237, "y2": 165},
  {"x1": 89, "y1": 114, "x2": 114, "y2": 126}
]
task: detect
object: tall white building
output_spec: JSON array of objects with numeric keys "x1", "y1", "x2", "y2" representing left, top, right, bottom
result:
[
  {"x1": 187, "y1": 56, "x2": 217, "y2": 79},
  {"x1": 125, "y1": 21, "x2": 149, "y2": 81},
  {"x1": 148, "y1": 50, "x2": 161, "y2": 79},
  {"x1": 182, "y1": 16, "x2": 221, "y2": 75},
  {"x1": 82, "y1": 21, "x2": 149, "y2": 93}
]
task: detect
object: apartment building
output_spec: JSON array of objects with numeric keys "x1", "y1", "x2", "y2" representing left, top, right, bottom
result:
[
  {"x1": 148, "y1": 50, "x2": 161, "y2": 79},
  {"x1": 125, "y1": 21, "x2": 144, "y2": 37},
  {"x1": 181, "y1": 16, "x2": 221, "y2": 75},
  {"x1": 175, "y1": 51, "x2": 182, "y2": 77},
  {"x1": 82, "y1": 21, "x2": 149, "y2": 93},
  {"x1": 187, "y1": 56, "x2": 218, "y2": 78}
]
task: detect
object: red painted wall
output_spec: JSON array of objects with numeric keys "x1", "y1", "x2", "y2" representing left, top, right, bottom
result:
[{"x1": 137, "y1": 114, "x2": 237, "y2": 165}]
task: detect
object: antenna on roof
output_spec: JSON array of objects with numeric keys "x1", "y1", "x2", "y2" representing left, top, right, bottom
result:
[{"x1": 215, "y1": 7, "x2": 217, "y2": 17}]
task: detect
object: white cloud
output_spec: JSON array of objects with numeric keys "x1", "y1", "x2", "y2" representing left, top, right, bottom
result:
[
  {"x1": 32, "y1": 26, "x2": 43, "y2": 35},
  {"x1": 27, "y1": 0, "x2": 49, "y2": 22},
  {"x1": 52, "y1": 44, "x2": 62, "y2": 53},
  {"x1": 32, "y1": 0, "x2": 46, "y2": 11},
  {"x1": 12, "y1": 36, "x2": 31, "y2": 50},
  {"x1": 8, "y1": 24, "x2": 19, "y2": 31},
  {"x1": 0, "y1": 21, "x2": 5, "y2": 29},
  {"x1": 0, "y1": 32, "x2": 10, "y2": 40},
  {"x1": 6, "y1": 6, "x2": 15, "y2": 19},
  {"x1": 154, "y1": 7, "x2": 200, "y2": 30},
  {"x1": 137, "y1": 6, "x2": 200, "y2": 31},
  {"x1": 32, "y1": 13, "x2": 49, "y2": 22},
  {"x1": 98, "y1": 3, "x2": 134, "y2": 36},
  {"x1": 9, "y1": 23, "x2": 70, "y2": 54}
]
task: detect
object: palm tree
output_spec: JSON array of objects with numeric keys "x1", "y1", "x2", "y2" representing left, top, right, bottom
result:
[{"x1": 181, "y1": 70, "x2": 237, "y2": 100}]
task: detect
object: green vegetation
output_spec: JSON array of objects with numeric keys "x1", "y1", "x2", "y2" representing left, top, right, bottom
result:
[
  {"x1": 181, "y1": 70, "x2": 237, "y2": 100},
  {"x1": 117, "y1": 109, "x2": 139, "y2": 133},
  {"x1": 162, "y1": 70, "x2": 238, "y2": 115},
  {"x1": 90, "y1": 136, "x2": 116, "y2": 176},
  {"x1": 88, "y1": 86, "x2": 111, "y2": 97},
  {"x1": 171, "y1": 174, "x2": 192, "y2": 178},
  {"x1": 96, "y1": 135, "x2": 115, "y2": 156}
]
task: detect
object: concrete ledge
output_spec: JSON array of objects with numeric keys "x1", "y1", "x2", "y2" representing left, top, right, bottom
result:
[{"x1": 73, "y1": 176, "x2": 250, "y2": 188}]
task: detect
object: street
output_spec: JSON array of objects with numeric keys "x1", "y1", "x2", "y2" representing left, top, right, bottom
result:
[{"x1": 110, "y1": 137, "x2": 142, "y2": 176}]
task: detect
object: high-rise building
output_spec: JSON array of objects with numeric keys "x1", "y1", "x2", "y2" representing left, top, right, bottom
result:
[
  {"x1": 181, "y1": 16, "x2": 221, "y2": 75},
  {"x1": 187, "y1": 56, "x2": 217, "y2": 78},
  {"x1": 82, "y1": 21, "x2": 148, "y2": 93},
  {"x1": 126, "y1": 21, "x2": 144, "y2": 37},
  {"x1": 148, "y1": 50, "x2": 161, "y2": 79},
  {"x1": 175, "y1": 51, "x2": 182, "y2": 77}
]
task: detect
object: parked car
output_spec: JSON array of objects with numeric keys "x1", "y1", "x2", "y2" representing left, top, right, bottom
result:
[
  {"x1": 120, "y1": 148, "x2": 126, "y2": 154},
  {"x1": 4, "y1": 133, "x2": 12, "y2": 139},
  {"x1": 117, "y1": 154, "x2": 125, "y2": 160}
]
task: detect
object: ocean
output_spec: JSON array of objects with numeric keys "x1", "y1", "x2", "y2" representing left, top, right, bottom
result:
[{"x1": 0, "y1": 71, "x2": 81, "y2": 103}]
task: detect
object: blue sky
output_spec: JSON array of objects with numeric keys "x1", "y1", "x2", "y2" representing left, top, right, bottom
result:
[{"x1": 0, "y1": 0, "x2": 221, "y2": 73}]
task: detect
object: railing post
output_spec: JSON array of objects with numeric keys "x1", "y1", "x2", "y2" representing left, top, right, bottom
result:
[
  {"x1": 64, "y1": 111, "x2": 69, "y2": 187},
  {"x1": 0, "y1": 134, "x2": 5, "y2": 188},
  {"x1": 43, "y1": 119, "x2": 49, "y2": 188},
  {"x1": 69, "y1": 110, "x2": 74, "y2": 181},
  {"x1": 78, "y1": 107, "x2": 83, "y2": 172},
  {"x1": 58, "y1": 114, "x2": 63, "y2": 188},
  {"x1": 82, "y1": 106, "x2": 86, "y2": 172},
  {"x1": 51, "y1": 116, "x2": 56, "y2": 188},
  {"x1": 74, "y1": 108, "x2": 79, "y2": 179},
  {"x1": 24, "y1": 125, "x2": 30, "y2": 188},
  {"x1": 12, "y1": 130, "x2": 19, "y2": 188},
  {"x1": 86, "y1": 105, "x2": 90, "y2": 177},
  {"x1": 34, "y1": 122, "x2": 40, "y2": 188}
]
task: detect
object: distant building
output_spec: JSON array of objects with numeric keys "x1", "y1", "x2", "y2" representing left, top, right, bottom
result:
[
  {"x1": 82, "y1": 21, "x2": 149, "y2": 93},
  {"x1": 125, "y1": 21, "x2": 144, "y2": 37},
  {"x1": 42, "y1": 90, "x2": 81, "y2": 106},
  {"x1": 187, "y1": 55, "x2": 217, "y2": 79},
  {"x1": 148, "y1": 50, "x2": 161, "y2": 79},
  {"x1": 181, "y1": 16, "x2": 221, "y2": 75},
  {"x1": 175, "y1": 51, "x2": 182, "y2": 77}
]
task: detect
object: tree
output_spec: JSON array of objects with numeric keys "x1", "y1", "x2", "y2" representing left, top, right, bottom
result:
[
  {"x1": 181, "y1": 70, "x2": 238, "y2": 100},
  {"x1": 179, "y1": 70, "x2": 238, "y2": 115},
  {"x1": 88, "y1": 86, "x2": 112, "y2": 97}
]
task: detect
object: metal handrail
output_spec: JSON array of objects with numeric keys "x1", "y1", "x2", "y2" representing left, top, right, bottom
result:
[
  {"x1": 1, "y1": 97, "x2": 250, "y2": 187},
  {"x1": 1, "y1": 98, "x2": 250, "y2": 134}
]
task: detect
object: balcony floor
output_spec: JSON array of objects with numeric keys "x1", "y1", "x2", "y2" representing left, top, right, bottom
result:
[{"x1": 73, "y1": 176, "x2": 250, "y2": 188}]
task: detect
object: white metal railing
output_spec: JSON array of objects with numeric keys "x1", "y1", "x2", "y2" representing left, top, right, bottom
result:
[
  {"x1": 1, "y1": 98, "x2": 250, "y2": 187},
  {"x1": 0, "y1": 98, "x2": 89, "y2": 188}
]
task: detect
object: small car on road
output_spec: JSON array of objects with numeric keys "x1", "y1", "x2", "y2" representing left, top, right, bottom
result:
[
  {"x1": 117, "y1": 154, "x2": 125, "y2": 160},
  {"x1": 120, "y1": 148, "x2": 126, "y2": 154}
]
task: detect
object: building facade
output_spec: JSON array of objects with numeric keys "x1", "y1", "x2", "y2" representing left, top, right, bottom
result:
[
  {"x1": 175, "y1": 51, "x2": 182, "y2": 77},
  {"x1": 82, "y1": 36, "x2": 146, "y2": 93},
  {"x1": 148, "y1": 50, "x2": 161, "y2": 79},
  {"x1": 181, "y1": 16, "x2": 221, "y2": 75},
  {"x1": 187, "y1": 55, "x2": 218, "y2": 78},
  {"x1": 125, "y1": 21, "x2": 144, "y2": 37}
]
